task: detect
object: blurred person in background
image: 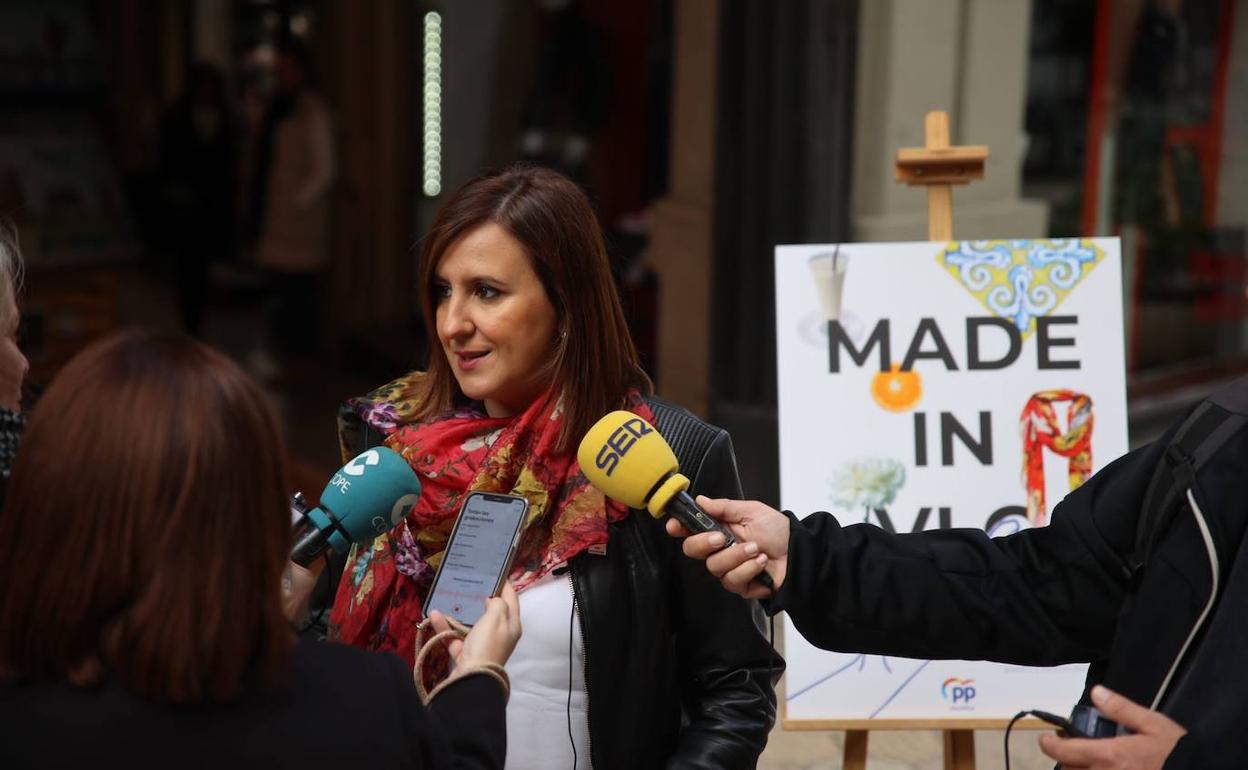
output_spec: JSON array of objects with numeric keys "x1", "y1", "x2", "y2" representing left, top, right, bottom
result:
[
  {"x1": 243, "y1": 39, "x2": 335, "y2": 379},
  {"x1": 0, "y1": 329, "x2": 519, "y2": 768},
  {"x1": 159, "y1": 62, "x2": 239, "y2": 337},
  {"x1": 328, "y1": 165, "x2": 781, "y2": 769},
  {"x1": 0, "y1": 222, "x2": 28, "y2": 496}
]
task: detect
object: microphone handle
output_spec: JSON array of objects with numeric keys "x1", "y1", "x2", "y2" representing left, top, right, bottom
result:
[
  {"x1": 668, "y1": 491, "x2": 775, "y2": 590},
  {"x1": 291, "y1": 518, "x2": 332, "y2": 567},
  {"x1": 667, "y1": 490, "x2": 734, "y2": 543}
]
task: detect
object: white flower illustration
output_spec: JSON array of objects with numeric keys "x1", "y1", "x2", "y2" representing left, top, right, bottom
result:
[{"x1": 829, "y1": 457, "x2": 906, "y2": 513}]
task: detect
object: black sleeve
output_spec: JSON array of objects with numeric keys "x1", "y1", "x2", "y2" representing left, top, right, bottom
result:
[
  {"x1": 389, "y1": 653, "x2": 507, "y2": 770},
  {"x1": 765, "y1": 439, "x2": 1165, "y2": 666},
  {"x1": 1164, "y1": 733, "x2": 1204, "y2": 770},
  {"x1": 1163, "y1": 713, "x2": 1248, "y2": 770},
  {"x1": 668, "y1": 429, "x2": 784, "y2": 769}
]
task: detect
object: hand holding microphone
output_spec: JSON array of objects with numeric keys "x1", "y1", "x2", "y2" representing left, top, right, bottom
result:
[
  {"x1": 282, "y1": 561, "x2": 326, "y2": 622},
  {"x1": 284, "y1": 447, "x2": 422, "y2": 621},
  {"x1": 577, "y1": 411, "x2": 775, "y2": 592},
  {"x1": 290, "y1": 447, "x2": 423, "y2": 567},
  {"x1": 667, "y1": 497, "x2": 791, "y2": 599}
]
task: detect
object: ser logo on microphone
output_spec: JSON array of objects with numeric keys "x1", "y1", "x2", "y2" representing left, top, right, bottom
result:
[{"x1": 594, "y1": 418, "x2": 652, "y2": 477}]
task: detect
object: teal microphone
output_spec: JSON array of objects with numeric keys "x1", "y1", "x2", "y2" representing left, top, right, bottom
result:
[{"x1": 291, "y1": 447, "x2": 422, "y2": 566}]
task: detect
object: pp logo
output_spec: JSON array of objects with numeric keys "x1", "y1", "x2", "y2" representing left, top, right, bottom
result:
[{"x1": 941, "y1": 677, "x2": 976, "y2": 705}]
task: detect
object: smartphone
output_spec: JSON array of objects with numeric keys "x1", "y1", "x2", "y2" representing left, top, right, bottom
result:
[{"x1": 423, "y1": 491, "x2": 529, "y2": 626}]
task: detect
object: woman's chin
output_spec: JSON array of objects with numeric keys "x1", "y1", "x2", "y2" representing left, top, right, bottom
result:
[
  {"x1": 454, "y1": 379, "x2": 486, "y2": 401},
  {"x1": 457, "y1": 386, "x2": 500, "y2": 411}
]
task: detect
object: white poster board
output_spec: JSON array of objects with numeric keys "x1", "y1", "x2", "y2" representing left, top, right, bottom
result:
[{"x1": 774, "y1": 238, "x2": 1127, "y2": 725}]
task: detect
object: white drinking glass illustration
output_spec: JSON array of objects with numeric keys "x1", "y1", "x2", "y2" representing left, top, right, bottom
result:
[{"x1": 808, "y1": 249, "x2": 849, "y2": 321}]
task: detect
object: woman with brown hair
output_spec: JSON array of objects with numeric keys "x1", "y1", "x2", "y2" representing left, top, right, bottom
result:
[
  {"x1": 330, "y1": 164, "x2": 781, "y2": 769},
  {"x1": 0, "y1": 329, "x2": 519, "y2": 768}
]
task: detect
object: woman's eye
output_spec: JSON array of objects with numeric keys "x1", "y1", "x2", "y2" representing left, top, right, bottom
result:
[
  {"x1": 474, "y1": 284, "x2": 500, "y2": 299},
  {"x1": 432, "y1": 282, "x2": 451, "y2": 300}
]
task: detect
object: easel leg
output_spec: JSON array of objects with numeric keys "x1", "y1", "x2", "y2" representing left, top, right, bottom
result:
[
  {"x1": 843, "y1": 729, "x2": 868, "y2": 770},
  {"x1": 927, "y1": 185, "x2": 954, "y2": 241},
  {"x1": 942, "y1": 729, "x2": 976, "y2": 770}
]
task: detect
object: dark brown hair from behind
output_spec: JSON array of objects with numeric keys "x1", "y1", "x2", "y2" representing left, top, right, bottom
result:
[
  {"x1": 0, "y1": 328, "x2": 292, "y2": 702},
  {"x1": 407, "y1": 164, "x2": 653, "y2": 449}
]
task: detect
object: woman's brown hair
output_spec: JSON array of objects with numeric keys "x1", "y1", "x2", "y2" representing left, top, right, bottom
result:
[
  {"x1": 0, "y1": 328, "x2": 292, "y2": 702},
  {"x1": 407, "y1": 164, "x2": 653, "y2": 450}
]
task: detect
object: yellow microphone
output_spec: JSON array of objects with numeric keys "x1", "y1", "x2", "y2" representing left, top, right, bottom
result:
[{"x1": 577, "y1": 411, "x2": 774, "y2": 589}]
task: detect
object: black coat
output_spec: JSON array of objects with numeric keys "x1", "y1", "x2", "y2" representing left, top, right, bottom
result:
[
  {"x1": 768, "y1": 408, "x2": 1248, "y2": 769},
  {"x1": 0, "y1": 639, "x2": 506, "y2": 769}
]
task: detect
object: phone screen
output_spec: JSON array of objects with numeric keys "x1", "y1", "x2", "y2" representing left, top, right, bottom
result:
[{"x1": 423, "y1": 492, "x2": 528, "y2": 626}]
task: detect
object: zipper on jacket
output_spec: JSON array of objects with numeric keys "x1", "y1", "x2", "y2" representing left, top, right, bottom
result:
[{"x1": 569, "y1": 566, "x2": 594, "y2": 769}]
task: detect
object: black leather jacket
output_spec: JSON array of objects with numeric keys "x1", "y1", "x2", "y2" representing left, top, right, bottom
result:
[
  {"x1": 567, "y1": 398, "x2": 782, "y2": 769},
  {"x1": 329, "y1": 395, "x2": 782, "y2": 769}
]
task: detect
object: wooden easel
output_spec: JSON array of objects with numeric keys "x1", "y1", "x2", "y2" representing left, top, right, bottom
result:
[
  {"x1": 839, "y1": 110, "x2": 989, "y2": 770},
  {"x1": 895, "y1": 110, "x2": 988, "y2": 241},
  {"x1": 846, "y1": 726, "x2": 978, "y2": 770}
]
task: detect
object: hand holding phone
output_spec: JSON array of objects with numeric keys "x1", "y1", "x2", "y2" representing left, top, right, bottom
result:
[
  {"x1": 428, "y1": 582, "x2": 522, "y2": 671},
  {"x1": 423, "y1": 492, "x2": 529, "y2": 626}
]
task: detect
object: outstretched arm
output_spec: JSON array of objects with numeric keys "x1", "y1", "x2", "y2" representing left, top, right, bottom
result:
[{"x1": 669, "y1": 441, "x2": 1162, "y2": 666}]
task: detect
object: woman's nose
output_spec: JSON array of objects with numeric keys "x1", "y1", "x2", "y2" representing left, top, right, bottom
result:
[{"x1": 438, "y1": 296, "x2": 474, "y2": 341}]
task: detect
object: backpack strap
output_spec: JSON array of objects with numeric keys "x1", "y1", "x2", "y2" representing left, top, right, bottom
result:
[{"x1": 1131, "y1": 377, "x2": 1248, "y2": 573}]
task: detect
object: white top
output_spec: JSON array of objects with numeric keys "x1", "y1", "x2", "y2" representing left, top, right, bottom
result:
[{"x1": 504, "y1": 571, "x2": 592, "y2": 769}]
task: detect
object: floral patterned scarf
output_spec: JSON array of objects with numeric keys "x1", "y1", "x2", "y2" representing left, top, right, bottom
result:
[
  {"x1": 1019, "y1": 389, "x2": 1093, "y2": 527},
  {"x1": 328, "y1": 372, "x2": 652, "y2": 665}
]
